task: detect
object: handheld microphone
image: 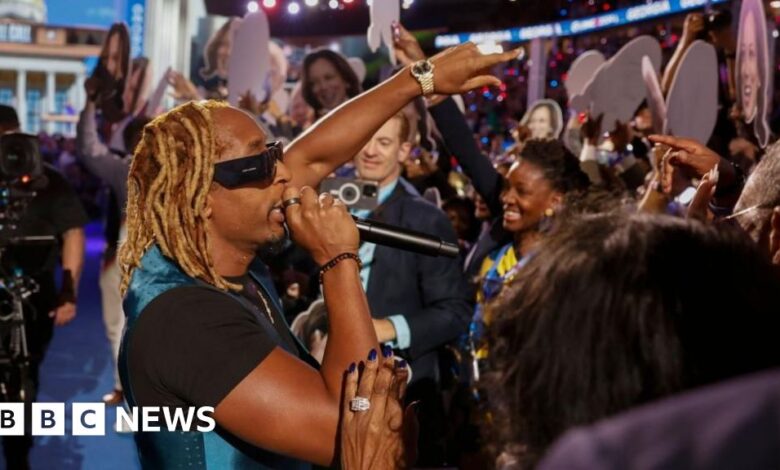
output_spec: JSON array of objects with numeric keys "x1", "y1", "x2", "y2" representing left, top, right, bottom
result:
[{"x1": 352, "y1": 216, "x2": 460, "y2": 258}]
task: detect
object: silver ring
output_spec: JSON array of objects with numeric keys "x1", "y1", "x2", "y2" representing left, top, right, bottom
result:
[
  {"x1": 349, "y1": 396, "x2": 371, "y2": 412},
  {"x1": 282, "y1": 197, "x2": 301, "y2": 209}
]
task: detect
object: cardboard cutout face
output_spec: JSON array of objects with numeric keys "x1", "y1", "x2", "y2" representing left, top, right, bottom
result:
[
  {"x1": 641, "y1": 55, "x2": 666, "y2": 134},
  {"x1": 736, "y1": 0, "x2": 772, "y2": 147},
  {"x1": 228, "y1": 12, "x2": 270, "y2": 106},
  {"x1": 665, "y1": 40, "x2": 719, "y2": 145},
  {"x1": 570, "y1": 36, "x2": 662, "y2": 133},
  {"x1": 565, "y1": 50, "x2": 605, "y2": 100},
  {"x1": 367, "y1": 0, "x2": 400, "y2": 65},
  {"x1": 521, "y1": 99, "x2": 564, "y2": 139}
]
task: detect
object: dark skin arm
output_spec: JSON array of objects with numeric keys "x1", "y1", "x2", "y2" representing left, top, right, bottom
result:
[
  {"x1": 213, "y1": 43, "x2": 521, "y2": 466},
  {"x1": 284, "y1": 43, "x2": 522, "y2": 189}
]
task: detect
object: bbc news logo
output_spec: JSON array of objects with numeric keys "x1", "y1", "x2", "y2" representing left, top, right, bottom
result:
[{"x1": 0, "y1": 403, "x2": 216, "y2": 435}]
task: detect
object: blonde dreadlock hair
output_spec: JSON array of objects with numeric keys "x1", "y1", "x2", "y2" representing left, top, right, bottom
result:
[{"x1": 119, "y1": 100, "x2": 240, "y2": 296}]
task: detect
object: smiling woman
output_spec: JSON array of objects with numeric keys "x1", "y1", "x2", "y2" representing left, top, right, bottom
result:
[
  {"x1": 471, "y1": 139, "x2": 589, "y2": 363},
  {"x1": 301, "y1": 48, "x2": 363, "y2": 117}
]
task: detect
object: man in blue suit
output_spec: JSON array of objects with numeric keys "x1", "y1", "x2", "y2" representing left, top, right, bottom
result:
[{"x1": 352, "y1": 111, "x2": 472, "y2": 466}]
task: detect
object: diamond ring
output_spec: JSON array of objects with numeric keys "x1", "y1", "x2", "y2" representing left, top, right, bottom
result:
[{"x1": 349, "y1": 396, "x2": 371, "y2": 412}]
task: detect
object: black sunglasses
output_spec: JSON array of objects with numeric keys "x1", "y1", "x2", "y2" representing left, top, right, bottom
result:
[{"x1": 213, "y1": 141, "x2": 283, "y2": 188}]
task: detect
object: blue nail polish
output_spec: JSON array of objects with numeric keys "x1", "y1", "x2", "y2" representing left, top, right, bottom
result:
[
  {"x1": 397, "y1": 359, "x2": 407, "y2": 369},
  {"x1": 383, "y1": 345, "x2": 393, "y2": 358},
  {"x1": 368, "y1": 349, "x2": 377, "y2": 361},
  {"x1": 348, "y1": 362, "x2": 356, "y2": 373}
]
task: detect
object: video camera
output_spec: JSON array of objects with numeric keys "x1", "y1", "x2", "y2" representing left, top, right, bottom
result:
[
  {"x1": 0, "y1": 133, "x2": 49, "y2": 402},
  {"x1": 0, "y1": 133, "x2": 44, "y2": 234}
]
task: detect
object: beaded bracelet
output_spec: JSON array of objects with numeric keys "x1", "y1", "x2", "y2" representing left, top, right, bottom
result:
[{"x1": 319, "y1": 253, "x2": 362, "y2": 283}]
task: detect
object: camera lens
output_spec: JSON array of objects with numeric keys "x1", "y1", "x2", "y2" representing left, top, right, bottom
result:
[{"x1": 339, "y1": 183, "x2": 360, "y2": 205}]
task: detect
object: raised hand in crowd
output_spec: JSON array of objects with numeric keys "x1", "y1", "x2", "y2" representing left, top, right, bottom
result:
[
  {"x1": 166, "y1": 69, "x2": 202, "y2": 101},
  {"x1": 681, "y1": 12, "x2": 705, "y2": 46},
  {"x1": 688, "y1": 166, "x2": 718, "y2": 221},
  {"x1": 341, "y1": 349, "x2": 416, "y2": 470},
  {"x1": 402, "y1": 148, "x2": 438, "y2": 180},
  {"x1": 649, "y1": 134, "x2": 742, "y2": 198},
  {"x1": 609, "y1": 120, "x2": 632, "y2": 153},
  {"x1": 237, "y1": 90, "x2": 266, "y2": 116},
  {"x1": 391, "y1": 22, "x2": 426, "y2": 67},
  {"x1": 662, "y1": 13, "x2": 705, "y2": 93},
  {"x1": 581, "y1": 113, "x2": 603, "y2": 145}
]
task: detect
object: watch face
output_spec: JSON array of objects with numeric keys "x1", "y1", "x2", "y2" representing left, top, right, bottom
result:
[{"x1": 413, "y1": 61, "x2": 432, "y2": 76}]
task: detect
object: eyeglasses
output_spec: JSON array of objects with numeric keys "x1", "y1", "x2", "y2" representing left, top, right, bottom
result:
[{"x1": 213, "y1": 141, "x2": 283, "y2": 188}]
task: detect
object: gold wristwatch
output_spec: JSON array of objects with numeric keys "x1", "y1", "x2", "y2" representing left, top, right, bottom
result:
[{"x1": 411, "y1": 59, "x2": 435, "y2": 96}]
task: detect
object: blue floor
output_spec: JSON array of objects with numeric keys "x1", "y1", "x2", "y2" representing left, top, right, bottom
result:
[{"x1": 3, "y1": 222, "x2": 140, "y2": 469}]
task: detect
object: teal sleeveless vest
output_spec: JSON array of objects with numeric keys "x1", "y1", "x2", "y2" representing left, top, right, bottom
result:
[{"x1": 119, "y1": 245, "x2": 312, "y2": 469}]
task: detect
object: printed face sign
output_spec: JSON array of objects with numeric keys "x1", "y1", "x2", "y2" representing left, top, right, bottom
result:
[
  {"x1": 736, "y1": 0, "x2": 772, "y2": 147},
  {"x1": 521, "y1": 99, "x2": 564, "y2": 139}
]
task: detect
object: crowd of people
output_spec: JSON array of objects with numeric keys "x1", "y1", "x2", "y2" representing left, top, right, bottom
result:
[{"x1": 2, "y1": 3, "x2": 780, "y2": 469}]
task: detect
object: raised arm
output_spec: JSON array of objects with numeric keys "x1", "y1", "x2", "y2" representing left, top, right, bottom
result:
[
  {"x1": 76, "y1": 100, "x2": 130, "y2": 194},
  {"x1": 661, "y1": 13, "x2": 703, "y2": 94},
  {"x1": 430, "y1": 98, "x2": 504, "y2": 215},
  {"x1": 284, "y1": 43, "x2": 521, "y2": 189},
  {"x1": 394, "y1": 23, "x2": 503, "y2": 213}
]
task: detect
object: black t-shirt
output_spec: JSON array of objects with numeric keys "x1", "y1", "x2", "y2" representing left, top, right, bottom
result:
[
  {"x1": 2, "y1": 164, "x2": 88, "y2": 312},
  {"x1": 127, "y1": 276, "x2": 301, "y2": 408}
]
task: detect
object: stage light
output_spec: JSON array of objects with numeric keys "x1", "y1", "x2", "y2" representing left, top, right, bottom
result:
[
  {"x1": 247, "y1": 0, "x2": 259, "y2": 12},
  {"x1": 771, "y1": 0, "x2": 780, "y2": 8},
  {"x1": 329, "y1": 0, "x2": 339, "y2": 9},
  {"x1": 262, "y1": 0, "x2": 276, "y2": 8},
  {"x1": 288, "y1": 1, "x2": 301, "y2": 13},
  {"x1": 344, "y1": 0, "x2": 354, "y2": 3},
  {"x1": 305, "y1": 0, "x2": 318, "y2": 5}
]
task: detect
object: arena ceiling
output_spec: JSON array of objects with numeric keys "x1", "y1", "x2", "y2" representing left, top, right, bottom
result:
[{"x1": 203, "y1": 0, "x2": 625, "y2": 37}]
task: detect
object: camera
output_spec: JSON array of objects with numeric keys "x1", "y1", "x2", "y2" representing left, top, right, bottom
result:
[
  {"x1": 0, "y1": 133, "x2": 50, "y2": 403},
  {"x1": 85, "y1": 61, "x2": 126, "y2": 123},
  {"x1": 320, "y1": 177, "x2": 379, "y2": 211},
  {"x1": 0, "y1": 132, "x2": 43, "y2": 184}
]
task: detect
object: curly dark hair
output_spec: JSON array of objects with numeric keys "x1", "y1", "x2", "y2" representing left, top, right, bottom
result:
[
  {"x1": 488, "y1": 213, "x2": 780, "y2": 467},
  {"x1": 301, "y1": 49, "x2": 362, "y2": 113},
  {"x1": 517, "y1": 139, "x2": 591, "y2": 194}
]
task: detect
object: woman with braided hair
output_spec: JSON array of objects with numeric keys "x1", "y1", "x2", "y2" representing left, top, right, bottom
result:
[{"x1": 117, "y1": 43, "x2": 520, "y2": 469}]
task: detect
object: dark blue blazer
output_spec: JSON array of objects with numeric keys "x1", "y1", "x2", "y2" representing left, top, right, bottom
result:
[{"x1": 365, "y1": 179, "x2": 472, "y2": 382}]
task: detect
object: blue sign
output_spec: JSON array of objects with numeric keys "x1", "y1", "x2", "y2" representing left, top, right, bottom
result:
[
  {"x1": 46, "y1": 0, "x2": 122, "y2": 28},
  {"x1": 126, "y1": 0, "x2": 146, "y2": 57},
  {"x1": 435, "y1": 0, "x2": 727, "y2": 48}
]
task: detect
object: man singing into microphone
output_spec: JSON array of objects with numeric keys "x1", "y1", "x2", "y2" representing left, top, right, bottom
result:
[{"x1": 118, "y1": 44, "x2": 518, "y2": 468}]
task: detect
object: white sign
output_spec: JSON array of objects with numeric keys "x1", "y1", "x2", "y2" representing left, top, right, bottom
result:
[{"x1": 0, "y1": 23, "x2": 32, "y2": 43}]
